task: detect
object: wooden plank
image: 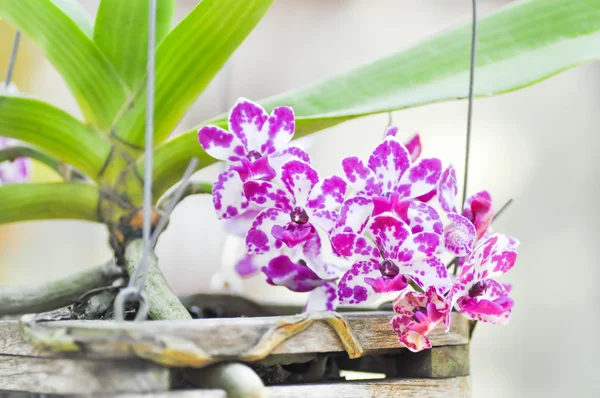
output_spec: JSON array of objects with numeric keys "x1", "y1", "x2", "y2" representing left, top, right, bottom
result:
[
  {"x1": 0, "y1": 356, "x2": 170, "y2": 395},
  {"x1": 108, "y1": 377, "x2": 471, "y2": 398},
  {"x1": 0, "y1": 312, "x2": 468, "y2": 368},
  {"x1": 335, "y1": 344, "x2": 470, "y2": 378}
]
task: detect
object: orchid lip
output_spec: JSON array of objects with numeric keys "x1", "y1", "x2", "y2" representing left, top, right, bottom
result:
[
  {"x1": 290, "y1": 206, "x2": 309, "y2": 224},
  {"x1": 246, "y1": 150, "x2": 262, "y2": 162},
  {"x1": 379, "y1": 259, "x2": 399, "y2": 278},
  {"x1": 468, "y1": 280, "x2": 488, "y2": 298}
]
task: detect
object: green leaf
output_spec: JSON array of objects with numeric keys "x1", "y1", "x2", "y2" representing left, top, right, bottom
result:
[
  {"x1": 50, "y1": 0, "x2": 93, "y2": 38},
  {"x1": 113, "y1": 0, "x2": 273, "y2": 147},
  {"x1": 0, "y1": 0, "x2": 129, "y2": 130},
  {"x1": 0, "y1": 183, "x2": 100, "y2": 225},
  {"x1": 207, "y1": 0, "x2": 600, "y2": 134},
  {"x1": 0, "y1": 96, "x2": 111, "y2": 178},
  {"x1": 94, "y1": 0, "x2": 176, "y2": 89},
  {"x1": 150, "y1": 0, "x2": 600, "y2": 196}
]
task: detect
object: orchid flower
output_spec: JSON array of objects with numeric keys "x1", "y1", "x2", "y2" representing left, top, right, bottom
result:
[
  {"x1": 333, "y1": 213, "x2": 450, "y2": 305},
  {"x1": 446, "y1": 233, "x2": 519, "y2": 327},
  {"x1": 198, "y1": 98, "x2": 308, "y2": 219},
  {"x1": 0, "y1": 137, "x2": 31, "y2": 185},
  {"x1": 385, "y1": 126, "x2": 422, "y2": 163},
  {"x1": 391, "y1": 286, "x2": 449, "y2": 352},
  {"x1": 244, "y1": 160, "x2": 347, "y2": 256},
  {"x1": 261, "y1": 234, "x2": 342, "y2": 312}
]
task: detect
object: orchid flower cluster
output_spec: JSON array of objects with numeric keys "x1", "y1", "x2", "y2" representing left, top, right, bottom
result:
[{"x1": 198, "y1": 98, "x2": 519, "y2": 352}]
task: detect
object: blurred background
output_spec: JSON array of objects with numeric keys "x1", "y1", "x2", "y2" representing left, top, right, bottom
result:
[{"x1": 1, "y1": 1, "x2": 598, "y2": 397}]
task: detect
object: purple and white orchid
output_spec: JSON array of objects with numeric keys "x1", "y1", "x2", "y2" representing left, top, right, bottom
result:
[
  {"x1": 0, "y1": 137, "x2": 31, "y2": 185},
  {"x1": 199, "y1": 100, "x2": 520, "y2": 353}
]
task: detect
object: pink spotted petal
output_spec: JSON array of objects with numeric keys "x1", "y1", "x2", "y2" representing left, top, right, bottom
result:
[
  {"x1": 271, "y1": 222, "x2": 317, "y2": 248},
  {"x1": 304, "y1": 281, "x2": 338, "y2": 312},
  {"x1": 364, "y1": 274, "x2": 409, "y2": 293},
  {"x1": 246, "y1": 208, "x2": 289, "y2": 255},
  {"x1": 463, "y1": 191, "x2": 493, "y2": 240},
  {"x1": 401, "y1": 257, "x2": 450, "y2": 294},
  {"x1": 302, "y1": 234, "x2": 344, "y2": 280},
  {"x1": 384, "y1": 126, "x2": 398, "y2": 137},
  {"x1": 243, "y1": 180, "x2": 294, "y2": 211},
  {"x1": 232, "y1": 157, "x2": 276, "y2": 182},
  {"x1": 224, "y1": 206, "x2": 261, "y2": 237},
  {"x1": 228, "y1": 98, "x2": 268, "y2": 151},
  {"x1": 334, "y1": 196, "x2": 374, "y2": 234},
  {"x1": 438, "y1": 166, "x2": 458, "y2": 213},
  {"x1": 331, "y1": 232, "x2": 380, "y2": 262},
  {"x1": 406, "y1": 201, "x2": 443, "y2": 235},
  {"x1": 367, "y1": 137, "x2": 410, "y2": 196},
  {"x1": 404, "y1": 133, "x2": 422, "y2": 162},
  {"x1": 368, "y1": 214, "x2": 411, "y2": 260},
  {"x1": 262, "y1": 255, "x2": 326, "y2": 292},
  {"x1": 235, "y1": 254, "x2": 260, "y2": 278},
  {"x1": 457, "y1": 280, "x2": 514, "y2": 324},
  {"x1": 257, "y1": 106, "x2": 295, "y2": 155},
  {"x1": 198, "y1": 125, "x2": 245, "y2": 162},
  {"x1": 342, "y1": 156, "x2": 381, "y2": 197},
  {"x1": 444, "y1": 213, "x2": 476, "y2": 256},
  {"x1": 396, "y1": 158, "x2": 442, "y2": 200},
  {"x1": 270, "y1": 147, "x2": 311, "y2": 173},
  {"x1": 337, "y1": 260, "x2": 381, "y2": 305},
  {"x1": 310, "y1": 209, "x2": 338, "y2": 234},
  {"x1": 212, "y1": 168, "x2": 248, "y2": 220},
  {"x1": 396, "y1": 232, "x2": 440, "y2": 263},
  {"x1": 281, "y1": 160, "x2": 320, "y2": 207},
  {"x1": 306, "y1": 175, "x2": 347, "y2": 211}
]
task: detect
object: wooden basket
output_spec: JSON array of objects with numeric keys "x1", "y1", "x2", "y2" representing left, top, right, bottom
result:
[{"x1": 0, "y1": 295, "x2": 471, "y2": 397}]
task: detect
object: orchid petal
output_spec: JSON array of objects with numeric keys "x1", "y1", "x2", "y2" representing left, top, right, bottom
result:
[
  {"x1": 342, "y1": 156, "x2": 380, "y2": 197},
  {"x1": 368, "y1": 214, "x2": 411, "y2": 260},
  {"x1": 213, "y1": 168, "x2": 248, "y2": 219},
  {"x1": 271, "y1": 222, "x2": 316, "y2": 248},
  {"x1": 463, "y1": 191, "x2": 494, "y2": 240},
  {"x1": 404, "y1": 133, "x2": 422, "y2": 162},
  {"x1": 270, "y1": 147, "x2": 311, "y2": 173},
  {"x1": 337, "y1": 260, "x2": 381, "y2": 305},
  {"x1": 302, "y1": 234, "x2": 344, "y2": 280},
  {"x1": 438, "y1": 166, "x2": 458, "y2": 213},
  {"x1": 367, "y1": 137, "x2": 410, "y2": 195},
  {"x1": 224, "y1": 206, "x2": 261, "y2": 237},
  {"x1": 307, "y1": 175, "x2": 347, "y2": 211},
  {"x1": 330, "y1": 232, "x2": 380, "y2": 262},
  {"x1": 262, "y1": 255, "x2": 325, "y2": 292},
  {"x1": 334, "y1": 196, "x2": 374, "y2": 234},
  {"x1": 364, "y1": 274, "x2": 409, "y2": 293},
  {"x1": 235, "y1": 254, "x2": 260, "y2": 278},
  {"x1": 198, "y1": 125, "x2": 245, "y2": 162},
  {"x1": 246, "y1": 208, "x2": 289, "y2": 255},
  {"x1": 310, "y1": 209, "x2": 339, "y2": 234},
  {"x1": 444, "y1": 213, "x2": 476, "y2": 256},
  {"x1": 396, "y1": 232, "x2": 440, "y2": 263},
  {"x1": 304, "y1": 281, "x2": 338, "y2": 312},
  {"x1": 457, "y1": 280, "x2": 513, "y2": 324},
  {"x1": 258, "y1": 106, "x2": 295, "y2": 155},
  {"x1": 402, "y1": 257, "x2": 450, "y2": 294},
  {"x1": 281, "y1": 160, "x2": 319, "y2": 207},
  {"x1": 396, "y1": 158, "x2": 442, "y2": 200},
  {"x1": 406, "y1": 201, "x2": 443, "y2": 235},
  {"x1": 228, "y1": 98, "x2": 268, "y2": 151},
  {"x1": 384, "y1": 126, "x2": 398, "y2": 137},
  {"x1": 243, "y1": 180, "x2": 294, "y2": 211}
]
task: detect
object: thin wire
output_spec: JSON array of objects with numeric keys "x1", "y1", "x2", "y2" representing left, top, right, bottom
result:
[
  {"x1": 130, "y1": 0, "x2": 157, "y2": 294},
  {"x1": 461, "y1": 0, "x2": 477, "y2": 210},
  {"x1": 492, "y1": 198, "x2": 514, "y2": 222},
  {"x1": 4, "y1": 31, "x2": 21, "y2": 88}
]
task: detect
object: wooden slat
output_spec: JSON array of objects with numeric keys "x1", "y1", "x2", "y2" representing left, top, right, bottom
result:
[
  {"x1": 0, "y1": 356, "x2": 170, "y2": 395},
  {"x1": 0, "y1": 312, "x2": 468, "y2": 368},
  {"x1": 108, "y1": 377, "x2": 471, "y2": 398}
]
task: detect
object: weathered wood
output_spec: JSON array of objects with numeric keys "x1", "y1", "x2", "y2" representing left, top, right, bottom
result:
[
  {"x1": 107, "y1": 377, "x2": 471, "y2": 397},
  {"x1": 0, "y1": 356, "x2": 170, "y2": 395},
  {"x1": 1, "y1": 312, "x2": 468, "y2": 368},
  {"x1": 335, "y1": 344, "x2": 469, "y2": 378}
]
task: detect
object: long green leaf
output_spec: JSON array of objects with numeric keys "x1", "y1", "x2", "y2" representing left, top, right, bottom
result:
[
  {"x1": 94, "y1": 0, "x2": 176, "y2": 89},
  {"x1": 0, "y1": 183, "x2": 100, "y2": 225},
  {"x1": 0, "y1": 0, "x2": 129, "y2": 130},
  {"x1": 150, "y1": 0, "x2": 600, "y2": 196},
  {"x1": 50, "y1": 0, "x2": 93, "y2": 38},
  {"x1": 0, "y1": 96, "x2": 111, "y2": 178},
  {"x1": 113, "y1": 0, "x2": 273, "y2": 147}
]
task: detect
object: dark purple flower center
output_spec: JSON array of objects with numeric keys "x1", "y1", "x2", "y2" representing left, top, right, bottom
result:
[
  {"x1": 468, "y1": 280, "x2": 488, "y2": 298},
  {"x1": 379, "y1": 259, "x2": 399, "y2": 278},
  {"x1": 297, "y1": 259, "x2": 308, "y2": 267},
  {"x1": 290, "y1": 206, "x2": 309, "y2": 224},
  {"x1": 246, "y1": 150, "x2": 262, "y2": 162}
]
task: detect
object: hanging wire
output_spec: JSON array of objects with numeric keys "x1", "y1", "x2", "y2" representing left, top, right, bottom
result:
[
  {"x1": 4, "y1": 31, "x2": 21, "y2": 89},
  {"x1": 461, "y1": 0, "x2": 477, "y2": 211}
]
